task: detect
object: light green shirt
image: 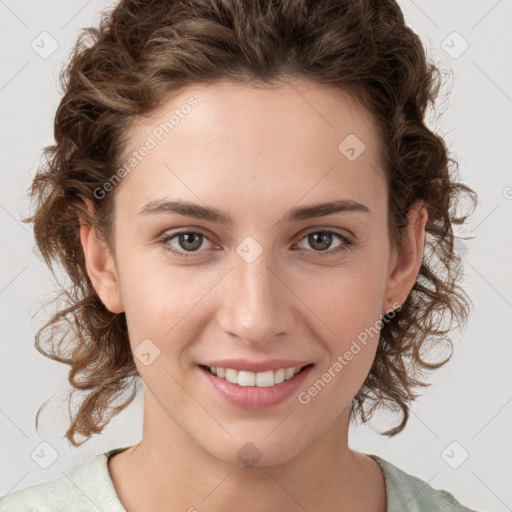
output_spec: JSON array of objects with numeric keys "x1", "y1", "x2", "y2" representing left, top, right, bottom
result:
[{"x1": 0, "y1": 447, "x2": 479, "y2": 511}]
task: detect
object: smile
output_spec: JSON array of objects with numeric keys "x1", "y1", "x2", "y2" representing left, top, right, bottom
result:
[
  {"x1": 198, "y1": 363, "x2": 315, "y2": 409},
  {"x1": 202, "y1": 365, "x2": 311, "y2": 387}
]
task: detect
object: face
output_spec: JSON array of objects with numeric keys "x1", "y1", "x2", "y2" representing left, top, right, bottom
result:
[{"x1": 83, "y1": 78, "x2": 424, "y2": 467}]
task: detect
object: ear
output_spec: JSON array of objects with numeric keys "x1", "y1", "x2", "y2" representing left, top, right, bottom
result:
[
  {"x1": 382, "y1": 201, "x2": 428, "y2": 315},
  {"x1": 78, "y1": 199, "x2": 124, "y2": 314}
]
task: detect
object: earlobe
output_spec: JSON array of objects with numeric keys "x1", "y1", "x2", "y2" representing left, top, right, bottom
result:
[
  {"x1": 78, "y1": 203, "x2": 124, "y2": 314},
  {"x1": 382, "y1": 201, "x2": 428, "y2": 315}
]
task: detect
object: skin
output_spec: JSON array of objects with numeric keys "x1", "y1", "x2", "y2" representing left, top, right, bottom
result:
[{"x1": 80, "y1": 78, "x2": 427, "y2": 512}]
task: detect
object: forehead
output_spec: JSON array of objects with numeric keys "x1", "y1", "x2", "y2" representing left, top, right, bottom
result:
[{"x1": 115, "y1": 79, "x2": 387, "y2": 218}]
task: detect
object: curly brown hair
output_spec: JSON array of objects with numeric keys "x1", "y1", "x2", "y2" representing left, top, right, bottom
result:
[{"x1": 23, "y1": 0, "x2": 477, "y2": 447}]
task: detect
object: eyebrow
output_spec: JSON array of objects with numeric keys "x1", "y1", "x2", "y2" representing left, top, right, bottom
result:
[{"x1": 138, "y1": 198, "x2": 370, "y2": 224}]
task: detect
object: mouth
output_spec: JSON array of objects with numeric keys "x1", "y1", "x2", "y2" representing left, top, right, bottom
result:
[
  {"x1": 197, "y1": 362, "x2": 315, "y2": 409},
  {"x1": 198, "y1": 363, "x2": 314, "y2": 388}
]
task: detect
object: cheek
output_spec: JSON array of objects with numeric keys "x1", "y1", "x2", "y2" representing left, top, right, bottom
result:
[
  {"x1": 294, "y1": 276, "x2": 384, "y2": 421},
  {"x1": 299, "y1": 273, "x2": 385, "y2": 404},
  {"x1": 117, "y1": 253, "x2": 211, "y2": 355},
  {"x1": 291, "y1": 252, "x2": 388, "y2": 393},
  {"x1": 296, "y1": 259, "x2": 386, "y2": 336}
]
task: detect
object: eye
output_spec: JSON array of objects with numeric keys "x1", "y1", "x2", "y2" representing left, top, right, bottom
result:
[
  {"x1": 296, "y1": 229, "x2": 353, "y2": 256},
  {"x1": 159, "y1": 230, "x2": 214, "y2": 258}
]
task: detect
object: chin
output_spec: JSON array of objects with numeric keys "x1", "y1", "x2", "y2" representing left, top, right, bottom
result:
[{"x1": 200, "y1": 434, "x2": 307, "y2": 469}]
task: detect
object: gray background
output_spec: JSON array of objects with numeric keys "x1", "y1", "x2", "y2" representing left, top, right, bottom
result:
[{"x1": 1, "y1": 1, "x2": 511, "y2": 510}]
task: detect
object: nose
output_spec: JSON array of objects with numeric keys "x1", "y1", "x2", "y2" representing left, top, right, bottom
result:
[{"x1": 216, "y1": 246, "x2": 294, "y2": 347}]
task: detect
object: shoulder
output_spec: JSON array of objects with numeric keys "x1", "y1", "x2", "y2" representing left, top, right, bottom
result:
[
  {"x1": 0, "y1": 447, "x2": 129, "y2": 512},
  {"x1": 367, "y1": 454, "x2": 480, "y2": 512}
]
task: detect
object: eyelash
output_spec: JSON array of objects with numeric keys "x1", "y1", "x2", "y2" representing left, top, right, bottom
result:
[{"x1": 158, "y1": 228, "x2": 354, "y2": 259}]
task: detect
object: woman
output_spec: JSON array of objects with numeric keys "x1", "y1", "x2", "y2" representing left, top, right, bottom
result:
[{"x1": 1, "y1": 0, "x2": 478, "y2": 510}]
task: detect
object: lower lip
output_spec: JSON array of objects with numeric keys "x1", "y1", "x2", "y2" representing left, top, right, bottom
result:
[{"x1": 198, "y1": 364, "x2": 314, "y2": 409}]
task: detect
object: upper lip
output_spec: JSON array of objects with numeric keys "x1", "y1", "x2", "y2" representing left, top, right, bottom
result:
[{"x1": 200, "y1": 359, "x2": 313, "y2": 373}]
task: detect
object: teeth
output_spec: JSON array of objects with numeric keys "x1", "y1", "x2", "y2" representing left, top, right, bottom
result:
[{"x1": 206, "y1": 366, "x2": 305, "y2": 387}]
